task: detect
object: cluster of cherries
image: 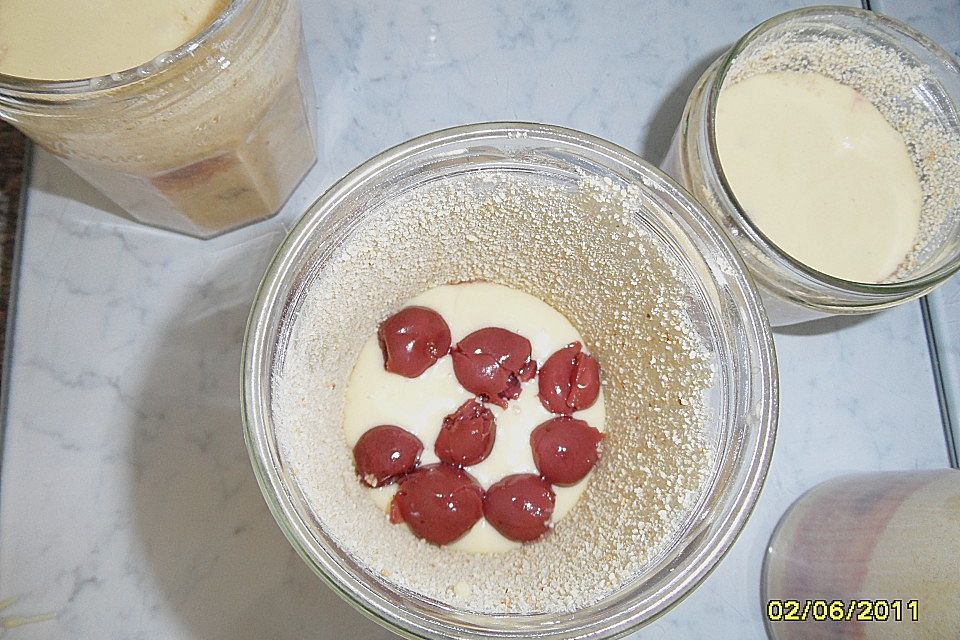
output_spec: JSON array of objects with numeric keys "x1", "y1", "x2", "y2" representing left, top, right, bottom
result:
[{"x1": 352, "y1": 306, "x2": 603, "y2": 546}]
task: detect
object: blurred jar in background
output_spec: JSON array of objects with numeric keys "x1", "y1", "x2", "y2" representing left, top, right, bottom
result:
[
  {"x1": 763, "y1": 470, "x2": 960, "y2": 639},
  {"x1": 0, "y1": 0, "x2": 316, "y2": 238}
]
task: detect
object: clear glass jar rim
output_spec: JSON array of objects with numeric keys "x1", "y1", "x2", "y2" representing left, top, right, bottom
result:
[
  {"x1": 0, "y1": 0, "x2": 250, "y2": 95},
  {"x1": 705, "y1": 5, "x2": 960, "y2": 295},
  {"x1": 242, "y1": 121, "x2": 778, "y2": 639}
]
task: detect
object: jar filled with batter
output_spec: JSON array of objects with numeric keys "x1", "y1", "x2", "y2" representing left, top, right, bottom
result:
[
  {"x1": 0, "y1": 0, "x2": 316, "y2": 238},
  {"x1": 662, "y1": 7, "x2": 960, "y2": 325}
]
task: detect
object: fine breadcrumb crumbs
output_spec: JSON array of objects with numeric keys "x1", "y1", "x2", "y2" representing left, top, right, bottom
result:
[
  {"x1": 272, "y1": 172, "x2": 715, "y2": 614},
  {"x1": 725, "y1": 32, "x2": 960, "y2": 280}
]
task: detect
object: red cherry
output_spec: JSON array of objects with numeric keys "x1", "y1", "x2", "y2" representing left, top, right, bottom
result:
[
  {"x1": 538, "y1": 342, "x2": 601, "y2": 415},
  {"x1": 451, "y1": 328, "x2": 536, "y2": 408},
  {"x1": 353, "y1": 425, "x2": 423, "y2": 487},
  {"x1": 391, "y1": 463, "x2": 484, "y2": 545},
  {"x1": 378, "y1": 306, "x2": 451, "y2": 378},
  {"x1": 517, "y1": 358, "x2": 538, "y2": 383},
  {"x1": 530, "y1": 417, "x2": 603, "y2": 486},
  {"x1": 483, "y1": 474, "x2": 555, "y2": 542},
  {"x1": 435, "y1": 399, "x2": 496, "y2": 466}
]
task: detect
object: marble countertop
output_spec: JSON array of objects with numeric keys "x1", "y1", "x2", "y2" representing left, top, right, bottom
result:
[{"x1": 1, "y1": 1, "x2": 957, "y2": 638}]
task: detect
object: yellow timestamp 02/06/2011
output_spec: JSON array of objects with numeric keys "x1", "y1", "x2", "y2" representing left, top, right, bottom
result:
[{"x1": 766, "y1": 599, "x2": 919, "y2": 623}]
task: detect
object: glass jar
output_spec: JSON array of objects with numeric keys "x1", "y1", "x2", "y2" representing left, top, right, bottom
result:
[
  {"x1": 0, "y1": 0, "x2": 316, "y2": 239},
  {"x1": 763, "y1": 470, "x2": 960, "y2": 639},
  {"x1": 242, "y1": 123, "x2": 778, "y2": 638},
  {"x1": 663, "y1": 7, "x2": 960, "y2": 325}
]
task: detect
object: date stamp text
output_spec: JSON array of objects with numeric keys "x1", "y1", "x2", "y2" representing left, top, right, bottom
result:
[{"x1": 766, "y1": 599, "x2": 918, "y2": 623}]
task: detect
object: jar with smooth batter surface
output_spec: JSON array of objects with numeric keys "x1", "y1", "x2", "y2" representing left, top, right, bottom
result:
[
  {"x1": 663, "y1": 7, "x2": 960, "y2": 325},
  {"x1": 0, "y1": 0, "x2": 316, "y2": 238}
]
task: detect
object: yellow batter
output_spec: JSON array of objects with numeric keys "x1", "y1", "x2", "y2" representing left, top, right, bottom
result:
[
  {"x1": 716, "y1": 72, "x2": 922, "y2": 283},
  {"x1": 0, "y1": 0, "x2": 230, "y2": 79}
]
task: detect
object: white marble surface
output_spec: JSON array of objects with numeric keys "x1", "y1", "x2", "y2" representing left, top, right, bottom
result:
[
  {"x1": 925, "y1": 277, "x2": 960, "y2": 466},
  {"x1": 873, "y1": 0, "x2": 960, "y2": 58},
  {"x1": 0, "y1": 1, "x2": 954, "y2": 639}
]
